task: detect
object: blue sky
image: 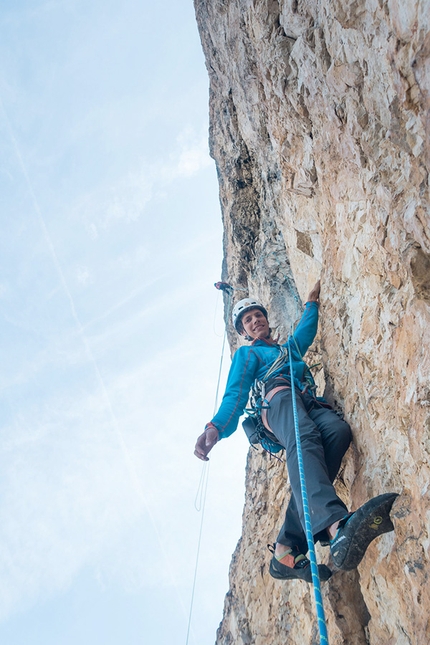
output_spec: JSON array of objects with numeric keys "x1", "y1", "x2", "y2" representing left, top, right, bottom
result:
[{"x1": 0, "y1": 2, "x2": 249, "y2": 643}]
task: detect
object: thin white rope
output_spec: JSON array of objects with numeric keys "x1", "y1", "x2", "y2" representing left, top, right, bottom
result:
[
  {"x1": 194, "y1": 457, "x2": 208, "y2": 512},
  {"x1": 186, "y1": 460, "x2": 209, "y2": 645},
  {"x1": 185, "y1": 288, "x2": 233, "y2": 645},
  {"x1": 213, "y1": 324, "x2": 229, "y2": 415},
  {"x1": 212, "y1": 290, "x2": 224, "y2": 338}
]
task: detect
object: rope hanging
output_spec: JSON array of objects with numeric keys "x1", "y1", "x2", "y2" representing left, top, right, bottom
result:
[
  {"x1": 288, "y1": 336, "x2": 329, "y2": 645},
  {"x1": 185, "y1": 282, "x2": 235, "y2": 645},
  {"x1": 186, "y1": 460, "x2": 210, "y2": 645}
]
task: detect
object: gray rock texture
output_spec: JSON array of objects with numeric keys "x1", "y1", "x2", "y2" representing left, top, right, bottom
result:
[{"x1": 194, "y1": 0, "x2": 430, "y2": 643}]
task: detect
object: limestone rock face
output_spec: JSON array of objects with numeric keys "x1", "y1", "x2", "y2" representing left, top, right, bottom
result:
[{"x1": 194, "y1": 1, "x2": 430, "y2": 643}]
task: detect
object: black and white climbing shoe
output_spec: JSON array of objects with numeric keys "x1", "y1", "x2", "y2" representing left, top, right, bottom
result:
[
  {"x1": 268, "y1": 545, "x2": 332, "y2": 583},
  {"x1": 330, "y1": 492, "x2": 399, "y2": 571}
]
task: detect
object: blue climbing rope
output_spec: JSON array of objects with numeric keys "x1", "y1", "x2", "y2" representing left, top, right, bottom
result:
[{"x1": 288, "y1": 337, "x2": 329, "y2": 645}]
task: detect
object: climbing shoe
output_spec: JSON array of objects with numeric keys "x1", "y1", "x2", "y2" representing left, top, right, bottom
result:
[
  {"x1": 268, "y1": 544, "x2": 332, "y2": 583},
  {"x1": 330, "y1": 492, "x2": 398, "y2": 571}
]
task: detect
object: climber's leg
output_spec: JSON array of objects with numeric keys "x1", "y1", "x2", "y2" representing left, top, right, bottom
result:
[{"x1": 268, "y1": 389, "x2": 348, "y2": 542}]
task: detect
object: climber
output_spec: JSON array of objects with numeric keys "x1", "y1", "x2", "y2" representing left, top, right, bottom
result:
[{"x1": 194, "y1": 281, "x2": 398, "y2": 582}]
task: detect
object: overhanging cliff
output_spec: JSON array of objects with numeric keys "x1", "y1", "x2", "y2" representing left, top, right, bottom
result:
[{"x1": 194, "y1": 1, "x2": 430, "y2": 643}]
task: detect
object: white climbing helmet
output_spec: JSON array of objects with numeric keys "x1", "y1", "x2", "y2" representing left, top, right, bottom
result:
[{"x1": 232, "y1": 298, "x2": 268, "y2": 331}]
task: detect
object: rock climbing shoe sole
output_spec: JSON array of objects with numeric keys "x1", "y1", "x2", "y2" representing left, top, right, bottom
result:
[
  {"x1": 269, "y1": 556, "x2": 332, "y2": 583},
  {"x1": 330, "y1": 492, "x2": 398, "y2": 571}
]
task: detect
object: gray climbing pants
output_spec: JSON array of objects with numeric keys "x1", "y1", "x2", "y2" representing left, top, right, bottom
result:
[{"x1": 266, "y1": 388, "x2": 352, "y2": 555}]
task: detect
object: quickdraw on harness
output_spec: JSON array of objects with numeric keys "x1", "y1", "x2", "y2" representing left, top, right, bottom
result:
[{"x1": 243, "y1": 346, "x2": 290, "y2": 455}]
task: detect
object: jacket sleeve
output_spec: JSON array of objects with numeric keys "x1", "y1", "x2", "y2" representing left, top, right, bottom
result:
[
  {"x1": 209, "y1": 346, "x2": 260, "y2": 440},
  {"x1": 292, "y1": 301, "x2": 319, "y2": 357}
]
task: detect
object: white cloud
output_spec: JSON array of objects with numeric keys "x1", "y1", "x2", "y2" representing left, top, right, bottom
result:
[
  {"x1": 79, "y1": 170, "x2": 154, "y2": 234},
  {"x1": 75, "y1": 125, "x2": 213, "y2": 235},
  {"x1": 174, "y1": 132, "x2": 212, "y2": 178},
  {"x1": 76, "y1": 264, "x2": 91, "y2": 285}
]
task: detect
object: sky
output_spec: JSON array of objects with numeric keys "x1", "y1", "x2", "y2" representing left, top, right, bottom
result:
[{"x1": 0, "y1": 2, "x2": 250, "y2": 644}]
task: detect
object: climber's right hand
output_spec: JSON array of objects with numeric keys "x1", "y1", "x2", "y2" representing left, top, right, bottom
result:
[{"x1": 194, "y1": 425, "x2": 219, "y2": 461}]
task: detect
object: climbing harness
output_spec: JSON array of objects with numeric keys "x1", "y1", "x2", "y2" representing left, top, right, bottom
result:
[
  {"x1": 248, "y1": 347, "x2": 288, "y2": 416},
  {"x1": 243, "y1": 346, "x2": 290, "y2": 455},
  {"x1": 288, "y1": 335, "x2": 329, "y2": 645}
]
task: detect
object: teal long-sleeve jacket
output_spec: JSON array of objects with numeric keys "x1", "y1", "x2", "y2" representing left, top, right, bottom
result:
[{"x1": 209, "y1": 301, "x2": 319, "y2": 440}]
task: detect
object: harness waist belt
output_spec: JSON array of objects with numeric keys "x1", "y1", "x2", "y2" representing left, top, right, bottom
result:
[{"x1": 261, "y1": 385, "x2": 290, "y2": 433}]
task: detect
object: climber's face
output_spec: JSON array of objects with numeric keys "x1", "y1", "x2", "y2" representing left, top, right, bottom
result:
[{"x1": 241, "y1": 308, "x2": 270, "y2": 340}]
